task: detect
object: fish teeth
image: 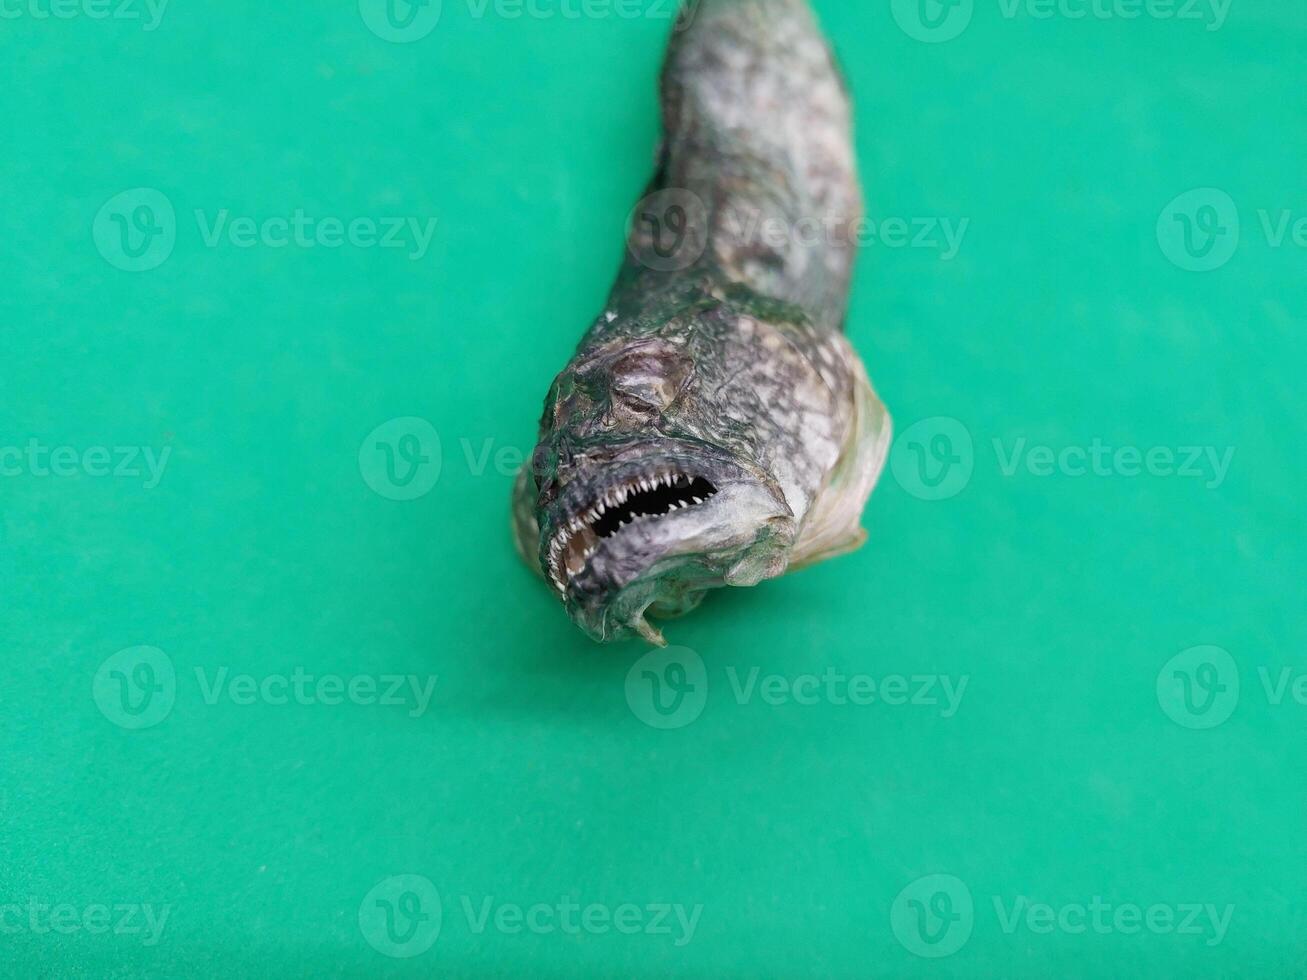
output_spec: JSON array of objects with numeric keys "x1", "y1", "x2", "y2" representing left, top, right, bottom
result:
[{"x1": 548, "y1": 470, "x2": 715, "y2": 586}]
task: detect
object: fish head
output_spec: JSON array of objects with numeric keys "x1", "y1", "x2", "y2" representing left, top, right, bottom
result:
[{"x1": 519, "y1": 307, "x2": 852, "y2": 644}]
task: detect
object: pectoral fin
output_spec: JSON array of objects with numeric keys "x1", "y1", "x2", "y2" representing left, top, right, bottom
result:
[
  {"x1": 511, "y1": 466, "x2": 544, "y2": 577},
  {"x1": 788, "y1": 340, "x2": 891, "y2": 570}
]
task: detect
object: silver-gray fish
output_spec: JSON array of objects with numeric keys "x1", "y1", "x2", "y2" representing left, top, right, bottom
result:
[{"x1": 512, "y1": 0, "x2": 891, "y2": 645}]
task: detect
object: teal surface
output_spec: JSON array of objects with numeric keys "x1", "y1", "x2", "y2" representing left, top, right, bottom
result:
[{"x1": 3, "y1": 1, "x2": 1304, "y2": 976}]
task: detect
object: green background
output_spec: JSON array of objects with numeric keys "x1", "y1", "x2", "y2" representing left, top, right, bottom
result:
[{"x1": 2, "y1": 0, "x2": 1304, "y2": 976}]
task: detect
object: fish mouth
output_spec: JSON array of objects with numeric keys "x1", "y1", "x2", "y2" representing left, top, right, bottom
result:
[
  {"x1": 537, "y1": 450, "x2": 796, "y2": 642},
  {"x1": 545, "y1": 466, "x2": 721, "y2": 594}
]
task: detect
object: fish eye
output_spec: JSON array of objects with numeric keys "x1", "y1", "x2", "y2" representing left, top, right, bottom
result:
[
  {"x1": 608, "y1": 349, "x2": 691, "y2": 412},
  {"x1": 612, "y1": 386, "x2": 662, "y2": 416}
]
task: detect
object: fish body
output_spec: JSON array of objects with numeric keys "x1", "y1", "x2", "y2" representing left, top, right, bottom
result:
[{"x1": 513, "y1": 0, "x2": 891, "y2": 644}]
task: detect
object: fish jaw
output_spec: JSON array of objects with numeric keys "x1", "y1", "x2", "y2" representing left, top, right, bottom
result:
[{"x1": 518, "y1": 449, "x2": 795, "y2": 643}]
